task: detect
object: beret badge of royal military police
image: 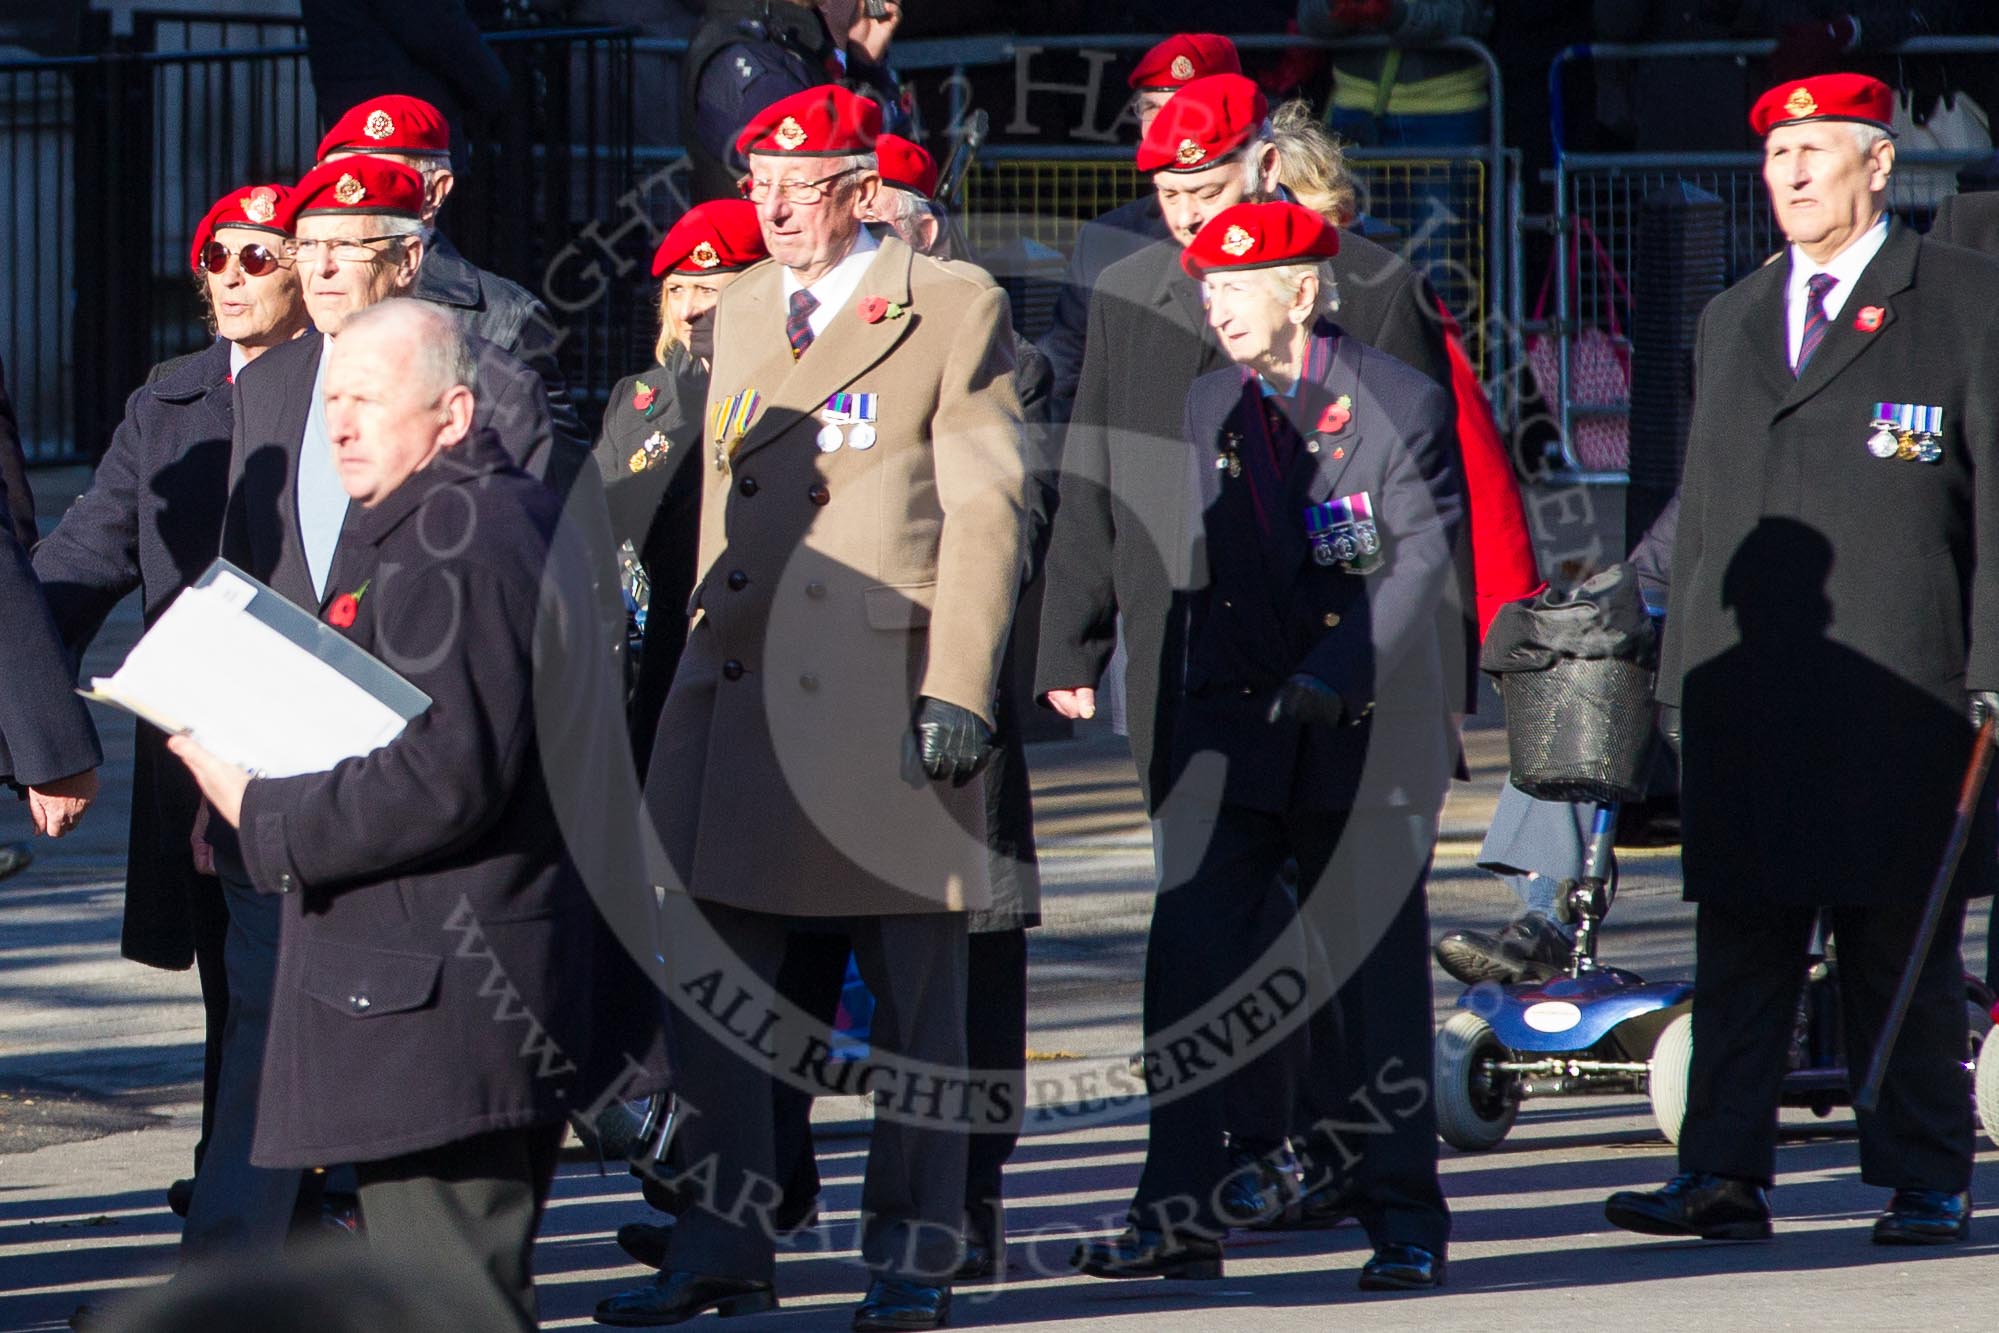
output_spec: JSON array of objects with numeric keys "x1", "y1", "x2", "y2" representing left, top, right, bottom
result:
[
  {"x1": 774, "y1": 116, "x2": 808, "y2": 151},
  {"x1": 240, "y1": 186, "x2": 279, "y2": 224},
  {"x1": 365, "y1": 108, "x2": 396, "y2": 140},
  {"x1": 1784, "y1": 87, "x2": 1818, "y2": 119},
  {"x1": 689, "y1": 241, "x2": 721, "y2": 269},
  {"x1": 1176, "y1": 138, "x2": 1204, "y2": 166},
  {"x1": 1220, "y1": 224, "x2": 1255, "y2": 257},
  {"x1": 332, "y1": 173, "x2": 367, "y2": 206},
  {"x1": 1170, "y1": 54, "x2": 1195, "y2": 81}
]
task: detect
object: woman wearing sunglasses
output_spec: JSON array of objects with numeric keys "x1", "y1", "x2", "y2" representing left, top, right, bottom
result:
[
  {"x1": 32, "y1": 181, "x2": 311, "y2": 1272},
  {"x1": 593, "y1": 199, "x2": 768, "y2": 769}
]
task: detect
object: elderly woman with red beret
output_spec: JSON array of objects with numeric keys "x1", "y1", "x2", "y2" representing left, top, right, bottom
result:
[
  {"x1": 1072, "y1": 200, "x2": 1466, "y2": 1291},
  {"x1": 593, "y1": 200, "x2": 768, "y2": 763}
]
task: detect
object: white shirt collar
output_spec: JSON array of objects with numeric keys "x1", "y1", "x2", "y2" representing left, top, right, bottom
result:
[
  {"x1": 780, "y1": 225, "x2": 882, "y2": 339},
  {"x1": 1785, "y1": 215, "x2": 1890, "y2": 362},
  {"x1": 227, "y1": 339, "x2": 250, "y2": 380}
]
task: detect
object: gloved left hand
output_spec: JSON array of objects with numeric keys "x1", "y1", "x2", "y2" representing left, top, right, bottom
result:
[
  {"x1": 1268, "y1": 673, "x2": 1346, "y2": 729},
  {"x1": 902, "y1": 696, "x2": 994, "y2": 787}
]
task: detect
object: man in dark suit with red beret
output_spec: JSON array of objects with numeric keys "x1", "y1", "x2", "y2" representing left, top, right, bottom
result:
[{"x1": 1607, "y1": 72, "x2": 1999, "y2": 1248}]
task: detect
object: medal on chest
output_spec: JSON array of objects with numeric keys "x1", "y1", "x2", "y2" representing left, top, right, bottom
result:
[
  {"x1": 816, "y1": 392, "x2": 879, "y2": 453},
  {"x1": 710, "y1": 389, "x2": 763, "y2": 471},
  {"x1": 1868, "y1": 402, "x2": 1944, "y2": 464},
  {"x1": 1304, "y1": 491, "x2": 1382, "y2": 573}
]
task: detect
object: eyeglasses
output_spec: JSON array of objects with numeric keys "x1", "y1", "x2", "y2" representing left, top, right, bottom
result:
[
  {"x1": 196, "y1": 239, "x2": 291, "y2": 277},
  {"x1": 741, "y1": 167, "x2": 861, "y2": 205},
  {"x1": 286, "y1": 235, "x2": 408, "y2": 264}
]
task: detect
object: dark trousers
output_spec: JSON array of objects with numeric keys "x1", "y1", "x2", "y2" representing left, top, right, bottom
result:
[
  {"x1": 355, "y1": 1122, "x2": 566, "y2": 1333},
  {"x1": 180, "y1": 865, "x2": 302, "y2": 1261},
  {"x1": 1132, "y1": 801, "x2": 1446, "y2": 1246},
  {"x1": 770, "y1": 926, "x2": 1028, "y2": 1248},
  {"x1": 660, "y1": 899, "x2": 969, "y2": 1284},
  {"x1": 189, "y1": 874, "x2": 231, "y2": 1176},
  {"x1": 1680, "y1": 897, "x2": 1975, "y2": 1191}
]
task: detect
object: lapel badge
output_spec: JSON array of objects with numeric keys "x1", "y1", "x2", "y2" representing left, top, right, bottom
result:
[
  {"x1": 632, "y1": 379, "x2": 657, "y2": 413},
  {"x1": 332, "y1": 173, "x2": 367, "y2": 206},
  {"x1": 629, "y1": 430, "x2": 670, "y2": 473},
  {"x1": 1853, "y1": 305, "x2": 1884, "y2": 333},
  {"x1": 1316, "y1": 393, "x2": 1352, "y2": 435},
  {"x1": 774, "y1": 116, "x2": 808, "y2": 150},
  {"x1": 240, "y1": 186, "x2": 278, "y2": 224}
]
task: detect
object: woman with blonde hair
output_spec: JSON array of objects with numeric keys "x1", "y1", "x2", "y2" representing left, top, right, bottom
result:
[{"x1": 1272, "y1": 98, "x2": 1363, "y2": 226}]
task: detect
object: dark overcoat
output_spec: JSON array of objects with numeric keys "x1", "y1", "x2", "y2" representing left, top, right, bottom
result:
[
  {"x1": 1, "y1": 356, "x2": 35, "y2": 547},
  {"x1": 34, "y1": 341, "x2": 236, "y2": 967},
  {"x1": 1928, "y1": 190, "x2": 1999, "y2": 258},
  {"x1": 1035, "y1": 230, "x2": 1470, "y2": 811},
  {"x1": 416, "y1": 230, "x2": 589, "y2": 478},
  {"x1": 0, "y1": 459, "x2": 99, "y2": 791},
  {"x1": 238, "y1": 430, "x2": 669, "y2": 1166},
  {"x1": 595, "y1": 352, "x2": 707, "y2": 766},
  {"x1": 1173, "y1": 332, "x2": 1464, "y2": 814},
  {"x1": 1660, "y1": 223, "x2": 1999, "y2": 907},
  {"x1": 1038, "y1": 194, "x2": 1170, "y2": 426}
]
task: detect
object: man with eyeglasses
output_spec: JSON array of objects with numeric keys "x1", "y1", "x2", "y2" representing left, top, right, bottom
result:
[
  {"x1": 315, "y1": 93, "x2": 588, "y2": 469},
  {"x1": 594, "y1": 83, "x2": 1030, "y2": 1333},
  {"x1": 33, "y1": 183, "x2": 309, "y2": 1264}
]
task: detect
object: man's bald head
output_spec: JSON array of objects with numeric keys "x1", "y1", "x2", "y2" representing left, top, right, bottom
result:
[{"x1": 323, "y1": 302, "x2": 477, "y2": 507}]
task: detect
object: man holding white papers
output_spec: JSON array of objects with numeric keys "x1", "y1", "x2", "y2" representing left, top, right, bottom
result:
[
  {"x1": 173, "y1": 301, "x2": 668, "y2": 1332},
  {"x1": 35, "y1": 180, "x2": 313, "y2": 1248}
]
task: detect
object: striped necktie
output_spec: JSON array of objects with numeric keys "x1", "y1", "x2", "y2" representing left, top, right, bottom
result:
[
  {"x1": 786, "y1": 288, "x2": 818, "y2": 358},
  {"x1": 1794, "y1": 272, "x2": 1838, "y2": 376}
]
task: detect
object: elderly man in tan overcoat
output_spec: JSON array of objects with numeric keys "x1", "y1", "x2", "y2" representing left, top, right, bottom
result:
[{"x1": 597, "y1": 85, "x2": 1030, "y2": 1333}]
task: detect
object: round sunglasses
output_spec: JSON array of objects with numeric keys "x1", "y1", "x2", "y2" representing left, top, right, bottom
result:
[{"x1": 196, "y1": 238, "x2": 290, "y2": 277}]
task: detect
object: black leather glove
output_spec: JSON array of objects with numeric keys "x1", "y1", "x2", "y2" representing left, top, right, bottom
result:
[
  {"x1": 1970, "y1": 691, "x2": 1999, "y2": 731},
  {"x1": 1267, "y1": 673, "x2": 1346, "y2": 730},
  {"x1": 902, "y1": 696, "x2": 994, "y2": 788}
]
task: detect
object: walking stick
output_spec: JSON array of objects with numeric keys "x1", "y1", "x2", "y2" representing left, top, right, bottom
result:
[{"x1": 1852, "y1": 709, "x2": 1998, "y2": 1114}]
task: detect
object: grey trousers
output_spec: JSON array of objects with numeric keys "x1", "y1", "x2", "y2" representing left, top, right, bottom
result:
[
  {"x1": 660, "y1": 899, "x2": 969, "y2": 1285},
  {"x1": 179, "y1": 864, "x2": 301, "y2": 1261}
]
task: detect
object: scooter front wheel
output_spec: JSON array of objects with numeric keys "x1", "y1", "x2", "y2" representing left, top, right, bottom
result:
[
  {"x1": 1648, "y1": 1012, "x2": 1694, "y2": 1144},
  {"x1": 1435, "y1": 1011, "x2": 1519, "y2": 1151}
]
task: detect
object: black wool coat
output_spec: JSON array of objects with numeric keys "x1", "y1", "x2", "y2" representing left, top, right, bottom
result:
[
  {"x1": 1038, "y1": 194, "x2": 1170, "y2": 427},
  {"x1": 34, "y1": 340, "x2": 237, "y2": 967},
  {"x1": 1035, "y1": 231, "x2": 1470, "y2": 812},
  {"x1": 1, "y1": 356, "x2": 35, "y2": 548},
  {"x1": 1661, "y1": 223, "x2": 1999, "y2": 908},
  {"x1": 0, "y1": 464, "x2": 100, "y2": 791},
  {"x1": 239, "y1": 430, "x2": 669, "y2": 1166},
  {"x1": 1928, "y1": 190, "x2": 1999, "y2": 258},
  {"x1": 595, "y1": 352, "x2": 708, "y2": 768},
  {"x1": 1173, "y1": 333, "x2": 1464, "y2": 814}
]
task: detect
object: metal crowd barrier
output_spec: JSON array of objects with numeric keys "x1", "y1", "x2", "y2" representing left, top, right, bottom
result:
[{"x1": 1544, "y1": 36, "x2": 1999, "y2": 483}]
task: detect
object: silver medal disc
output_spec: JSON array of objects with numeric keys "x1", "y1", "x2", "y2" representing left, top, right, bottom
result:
[
  {"x1": 815, "y1": 423, "x2": 845, "y2": 453},
  {"x1": 1867, "y1": 425, "x2": 1900, "y2": 459},
  {"x1": 847, "y1": 423, "x2": 877, "y2": 451}
]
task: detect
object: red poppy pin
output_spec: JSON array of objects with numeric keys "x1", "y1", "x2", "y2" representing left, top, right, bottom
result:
[
  {"x1": 632, "y1": 379, "x2": 657, "y2": 413},
  {"x1": 326, "y1": 579, "x2": 370, "y2": 629},
  {"x1": 857, "y1": 295, "x2": 906, "y2": 325},
  {"x1": 1854, "y1": 305, "x2": 1884, "y2": 333},
  {"x1": 1317, "y1": 393, "x2": 1353, "y2": 435}
]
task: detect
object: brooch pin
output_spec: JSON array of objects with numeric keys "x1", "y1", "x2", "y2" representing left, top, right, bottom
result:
[
  {"x1": 1853, "y1": 305, "x2": 1884, "y2": 333},
  {"x1": 857, "y1": 295, "x2": 906, "y2": 324},
  {"x1": 632, "y1": 380, "x2": 657, "y2": 414},
  {"x1": 1316, "y1": 394, "x2": 1352, "y2": 435},
  {"x1": 628, "y1": 430, "x2": 670, "y2": 473},
  {"x1": 326, "y1": 579, "x2": 371, "y2": 629}
]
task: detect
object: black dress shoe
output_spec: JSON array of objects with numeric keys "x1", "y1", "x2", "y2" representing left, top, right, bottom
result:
[
  {"x1": 1604, "y1": 1172, "x2": 1773, "y2": 1240},
  {"x1": 594, "y1": 1271, "x2": 777, "y2": 1326},
  {"x1": 1359, "y1": 1243, "x2": 1444, "y2": 1291},
  {"x1": 852, "y1": 1278, "x2": 949, "y2": 1331},
  {"x1": 617, "y1": 1219, "x2": 672, "y2": 1269},
  {"x1": 1071, "y1": 1226, "x2": 1223, "y2": 1280},
  {"x1": 1219, "y1": 1142, "x2": 1296, "y2": 1227},
  {"x1": 1261, "y1": 1177, "x2": 1356, "y2": 1231},
  {"x1": 1873, "y1": 1189, "x2": 1971, "y2": 1245},
  {"x1": 166, "y1": 1177, "x2": 194, "y2": 1218},
  {"x1": 1435, "y1": 912, "x2": 1571, "y2": 986},
  {"x1": 954, "y1": 1237, "x2": 1002, "y2": 1281}
]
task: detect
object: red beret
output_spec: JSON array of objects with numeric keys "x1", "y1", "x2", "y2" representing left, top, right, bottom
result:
[
  {"x1": 317, "y1": 94, "x2": 452, "y2": 161},
  {"x1": 1136, "y1": 74, "x2": 1269, "y2": 174},
  {"x1": 736, "y1": 84, "x2": 883, "y2": 158},
  {"x1": 1180, "y1": 201, "x2": 1340, "y2": 281},
  {"x1": 652, "y1": 199, "x2": 768, "y2": 277},
  {"x1": 189, "y1": 183, "x2": 294, "y2": 271},
  {"x1": 1128, "y1": 33, "x2": 1241, "y2": 91},
  {"x1": 874, "y1": 133, "x2": 938, "y2": 198},
  {"x1": 1749, "y1": 73, "x2": 1894, "y2": 137},
  {"x1": 284, "y1": 155, "x2": 427, "y2": 224}
]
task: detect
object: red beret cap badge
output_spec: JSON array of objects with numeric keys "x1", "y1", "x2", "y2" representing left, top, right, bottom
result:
[
  {"x1": 332, "y1": 173, "x2": 367, "y2": 206},
  {"x1": 1219, "y1": 224, "x2": 1255, "y2": 258},
  {"x1": 240, "y1": 186, "x2": 278, "y2": 224},
  {"x1": 1784, "y1": 88, "x2": 1818, "y2": 119},
  {"x1": 1170, "y1": 54, "x2": 1195, "y2": 81},
  {"x1": 689, "y1": 240, "x2": 720, "y2": 269},
  {"x1": 1855, "y1": 305, "x2": 1884, "y2": 332},
  {"x1": 1175, "y1": 138, "x2": 1205, "y2": 167},
  {"x1": 774, "y1": 116, "x2": 808, "y2": 151},
  {"x1": 364, "y1": 108, "x2": 395, "y2": 140}
]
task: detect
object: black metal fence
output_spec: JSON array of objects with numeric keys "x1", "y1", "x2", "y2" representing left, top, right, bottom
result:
[{"x1": 0, "y1": 18, "x2": 635, "y2": 463}]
